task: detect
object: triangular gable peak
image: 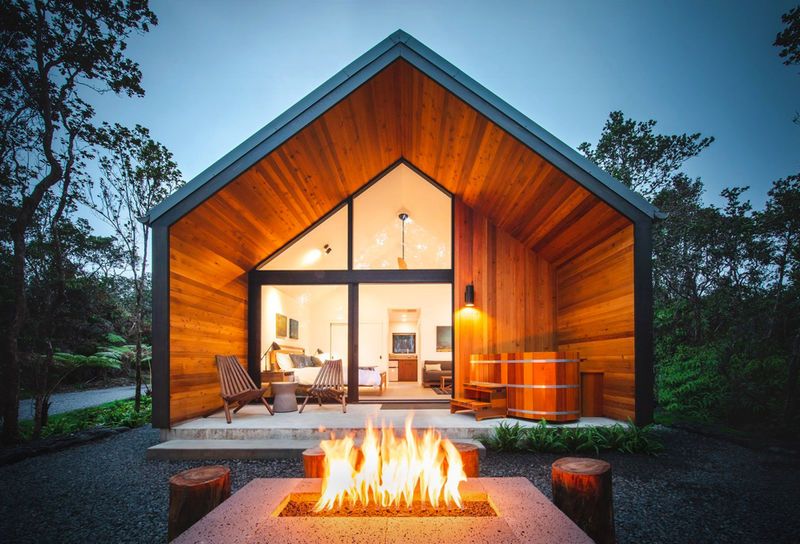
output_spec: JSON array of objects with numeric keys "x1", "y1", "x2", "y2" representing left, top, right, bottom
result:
[{"x1": 147, "y1": 31, "x2": 657, "y2": 236}]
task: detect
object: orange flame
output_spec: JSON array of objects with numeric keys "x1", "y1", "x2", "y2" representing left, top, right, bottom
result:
[{"x1": 315, "y1": 416, "x2": 467, "y2": 511}]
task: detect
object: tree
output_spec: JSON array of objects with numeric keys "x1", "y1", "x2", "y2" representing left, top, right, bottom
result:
[
  {"x1": 87, "y1": 124, "x2": 181, "y2": 412},
  {"x1": 577, "y1": 111, "x2": 713, "y2": 199},
  {"x1": 775, "y1": 6, "x2": 800, "y2": 67},
  {"x1": 775, "y1": 6, "x2": 800, "y2": 123},
  {"x1": 0, "y1": 0, "x2": 157, "y2": 444},
  {"x1": 756, "y1": 176, "x2": 800, "y2": 418},
  {"x1": 22, "y1": 212, "x2": 128, "y2": 436}
]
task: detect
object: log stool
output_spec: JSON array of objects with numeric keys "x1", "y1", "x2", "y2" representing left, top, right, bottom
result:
[
  {"x1": 168, "y1": 465, "x2": 231, "y2": 541},
  {"x1": 452, "y1": 442, "x2": 480, "y2": 477},
  {"x1": 302, "y1": 446, "x2": 326, "y2": 478},
  {"x1": 302, "y1": 442, "x2": 480, "y2": 478},
  {"x1": 551, "y1": 457, "x2": 615, "y2": 544}
]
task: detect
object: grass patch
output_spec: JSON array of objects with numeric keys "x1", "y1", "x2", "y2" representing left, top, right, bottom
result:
[
  {"x1": 480, "y1": 420, "x2": 664, "y2": 455},
  {"x1": 19, "y1": 396, "x2": 151, "y2": 441}
]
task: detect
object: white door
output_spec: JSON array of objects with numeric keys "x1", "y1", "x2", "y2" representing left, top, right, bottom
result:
[
  {"x1": 329, "y1": 323, "x2": 348, "y2": 367},
  {"x1": 359, "y1": 322, "x2": 384, "y2": 371}
]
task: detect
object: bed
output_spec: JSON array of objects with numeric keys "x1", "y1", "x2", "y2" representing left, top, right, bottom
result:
[{"x1": 270, "y1": 348, "x2": 386, "y2": 392}]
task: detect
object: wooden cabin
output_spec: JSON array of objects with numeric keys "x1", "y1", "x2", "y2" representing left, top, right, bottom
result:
[{"x1": 144, "y1": 30, "x2": 659, "y2": 428}]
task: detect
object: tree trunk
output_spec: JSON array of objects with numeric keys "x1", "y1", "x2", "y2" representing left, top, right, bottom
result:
[
  {"x1": 2, "y1": 228, "x2": 26, "y2": 444},
  {"x1": 168, "y1": 465, "x2": 230, "y2": 541},
  {"x1": 133, "y1": 286, "x2": 143, "y2": 412},
  {"x1": 552, "y1": 457, "x2": 615, "y2": 544}
]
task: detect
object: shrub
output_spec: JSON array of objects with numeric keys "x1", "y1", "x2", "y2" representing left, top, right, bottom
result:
[
  {"x1": 656, "y1": 345, "x2": 727, "y2": 422},
  {"x1": 481, "y1": 419, "x2": 663, "y2": 455},
  {"x1": 19, "y1": 396, "x2": 151, "y2": 440},
  {"x1": 481, "y1": 421, "x2": 526, "y2": 451}
]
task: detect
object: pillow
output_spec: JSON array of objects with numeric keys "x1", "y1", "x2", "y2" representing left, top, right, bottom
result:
[
  {"x1": 426, "y1": 363, "x2": 442, "y2": 372},
  {"x1": 275, "y1": 352, "x2": 294, "y2": 371},
  {"x1": 311, "y1": 356, "x2": 324, "y2": 367},
  {"x1": 290, "y1": 353, "x2": 313, "y2": 368}
]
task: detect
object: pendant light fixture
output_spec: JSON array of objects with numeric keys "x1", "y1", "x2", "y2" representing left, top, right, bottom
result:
[{"x1": 397, "y1": 212, "x2": 409, "y2": 270}]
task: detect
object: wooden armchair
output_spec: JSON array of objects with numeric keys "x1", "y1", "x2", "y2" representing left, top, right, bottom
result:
[
  {"x1": 299, "y1": 359, "x2": 346, "y2": 413},
  {"x1": 215, "y1": 355, "x2": 273, "y2": 423}
]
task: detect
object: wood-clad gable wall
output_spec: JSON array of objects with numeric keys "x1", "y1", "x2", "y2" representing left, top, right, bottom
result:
[
  {"x1": 453, "y1": 199, "x2": 557, "y2": 398},
  {"x1": 164, "y1": 59, "x2": 641, "y2": 425},
  {"x1": 556, "y1": 225, "x2": 636, "y2": 420}
]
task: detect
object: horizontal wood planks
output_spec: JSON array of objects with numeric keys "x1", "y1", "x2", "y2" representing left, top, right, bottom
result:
[
  {"x1": 454, "y1": 200, "x2": 557, "y2": 400},
  {"x1": 556, "y1": 225, "x2": 635, "y2": 421}
]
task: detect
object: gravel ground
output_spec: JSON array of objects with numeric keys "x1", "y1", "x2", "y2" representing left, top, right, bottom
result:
[
  {"x1": 18, "y1": 386, "x2": 138, "y2": 419},
  {"x1": 0, "y1": 425, "x2": 797, "y2": 543}
]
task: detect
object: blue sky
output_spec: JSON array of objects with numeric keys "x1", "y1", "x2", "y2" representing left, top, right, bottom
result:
[{"x1": 91, "y1": 0, "x2": 799, "y2": 211}]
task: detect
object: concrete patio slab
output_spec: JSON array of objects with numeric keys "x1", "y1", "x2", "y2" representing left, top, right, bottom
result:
[
  {"x1": 162, "y1": 403, "x2": 617, "y2": 441},
  {"x1": 146, "y1": 438, "x2": 486, "y2": 461}
]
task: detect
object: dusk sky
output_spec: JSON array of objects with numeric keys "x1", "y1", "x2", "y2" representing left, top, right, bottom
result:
[{"x1": 91, "y1": 0, "x2": 799, "y2": 213}]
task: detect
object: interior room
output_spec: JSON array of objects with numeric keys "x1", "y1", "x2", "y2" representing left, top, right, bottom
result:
[
  {"x1": 260, "y1": 283, "x2": 452, "y2": 401},
  {"x1": 359, "y1": 283, "x2": 452, "y2": 401}
]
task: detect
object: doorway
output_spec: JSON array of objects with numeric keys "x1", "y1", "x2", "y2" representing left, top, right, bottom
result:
[{"x1": 358, "y1": 283, "x2": 452, "y2": 401}]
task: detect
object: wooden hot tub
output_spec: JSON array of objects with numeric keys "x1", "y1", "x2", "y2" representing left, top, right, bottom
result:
[{"x1": 469, "y1": 351, "x2": 581, "y2": 422}]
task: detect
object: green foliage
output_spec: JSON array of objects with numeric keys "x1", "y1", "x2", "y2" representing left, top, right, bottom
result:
[
  {"x1": 481, "y1": 420, "x2": 663, "y2": 455},
  {"x1": 52, "y1": 352, "x2": 122, "y2": 372},
  {"x1": 581, "y1": 110, "x2": 800, "y2": 436},
  {"x1": 656, "y1": 345, "x2": 727, "y2": 421},
  {"x1": 19, "y1": 397, "x2": 151, "y2": 440},
  {"x1": 522, "y1": 420, "x2": 567, "y2": 453},
  {"x1": 774, "y1": 6, "x2": 800, "y2": 67},
  {"x1": 482, "y1": 421, "x2": 527, "y2": 451}
]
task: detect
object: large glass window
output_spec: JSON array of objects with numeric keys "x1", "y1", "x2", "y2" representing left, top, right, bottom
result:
[
  {"x1": 261, "y1": 284, "x2": 348, "y2": 372},
  {"x1": 353, "y1": 164, "x2": 451, "y2": 269},
  {"x1": 260, "y1": 205, "x2": 348, "y2": 270}
]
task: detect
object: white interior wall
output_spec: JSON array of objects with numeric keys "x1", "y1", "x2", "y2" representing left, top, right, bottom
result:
[
  {"x1": 260, "y1": 286, "x2": 312, "y2": 370},
  {"x1": 359, "y1": 284, "x2": 452, "y2": 382}
]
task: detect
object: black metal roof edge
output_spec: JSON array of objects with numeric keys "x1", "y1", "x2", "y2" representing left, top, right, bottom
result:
[
  {"x1": 144, "y1": 29, "x2": 660, "y2": 226},
  {"x1": 143, "y1": 32, "x2": 403, "y2": 225}
]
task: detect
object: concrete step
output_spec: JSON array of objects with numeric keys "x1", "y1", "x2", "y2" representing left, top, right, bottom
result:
[
  {"x1": 146, "y1": 438, "x2": 486, "y2": 461},
  {"x1": 161, "y1": 426, "x2": 495, "y2": 441}
]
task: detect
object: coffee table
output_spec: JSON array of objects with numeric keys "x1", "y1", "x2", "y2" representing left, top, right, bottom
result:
[
  {"x1": 440, "y1": 375, "x2": 452, "y2": 391},
  {"x1": 271, "y1": 381, "x2": 298, "y2": 412}
]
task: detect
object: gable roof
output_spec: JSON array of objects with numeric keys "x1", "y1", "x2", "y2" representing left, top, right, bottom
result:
[{"x1": 144, "y1": 30, "x2": 660, "y2": 227}]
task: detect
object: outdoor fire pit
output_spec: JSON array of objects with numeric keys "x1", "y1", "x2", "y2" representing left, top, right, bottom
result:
[{"x1": 173, "y1": 419, "x2": 592, "y2": 543}]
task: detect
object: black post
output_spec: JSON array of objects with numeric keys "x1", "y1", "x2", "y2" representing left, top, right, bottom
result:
[
  {"x1": 633, "y1": 219, "x2": 655, "y2": 425},
  {"x1": 247, "y1": 272, "x2": 262, "y2": 387},
  {"x1": 151, "y1": 225, "x2": 170, "y2": 428},
  {"x1": 348, "y1": 283, "x2": 359, "y2": 403}
]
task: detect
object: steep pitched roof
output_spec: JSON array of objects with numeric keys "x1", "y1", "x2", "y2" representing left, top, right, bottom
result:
[{"x1": 144, "y1": 30, "x2": 659, "y2": 227}]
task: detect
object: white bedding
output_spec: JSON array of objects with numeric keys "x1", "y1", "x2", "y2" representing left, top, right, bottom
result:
[{"x1": 292, "y1": 366, "x2": 383, "y2": 386}]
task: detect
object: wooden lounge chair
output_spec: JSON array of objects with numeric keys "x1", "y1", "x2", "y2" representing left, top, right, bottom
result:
[
  {"x1": 299, "y1": 359, "x2": 347, "y2": 413},
  {"x1": 215, "y1": 355, "x2": 273, "y2": 423}
]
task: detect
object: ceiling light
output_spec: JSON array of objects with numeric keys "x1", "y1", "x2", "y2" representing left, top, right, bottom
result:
[{"x1": 302, "y1": 248, "x2": 322, "y2": 266}]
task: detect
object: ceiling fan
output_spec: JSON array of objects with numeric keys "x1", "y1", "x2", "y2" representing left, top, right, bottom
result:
[{"x1": 397, "y1": 212, "x2": 409, "y2": 270}]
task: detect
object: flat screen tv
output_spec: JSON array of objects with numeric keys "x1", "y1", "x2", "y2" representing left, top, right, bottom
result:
[{"x1": 392, "y1": 333, "x2": 416, "y2": 354}]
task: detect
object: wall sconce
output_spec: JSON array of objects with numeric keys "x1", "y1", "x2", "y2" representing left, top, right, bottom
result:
[{"x1": 464, "y1": 283, "x2": 475, "y2": 307}]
